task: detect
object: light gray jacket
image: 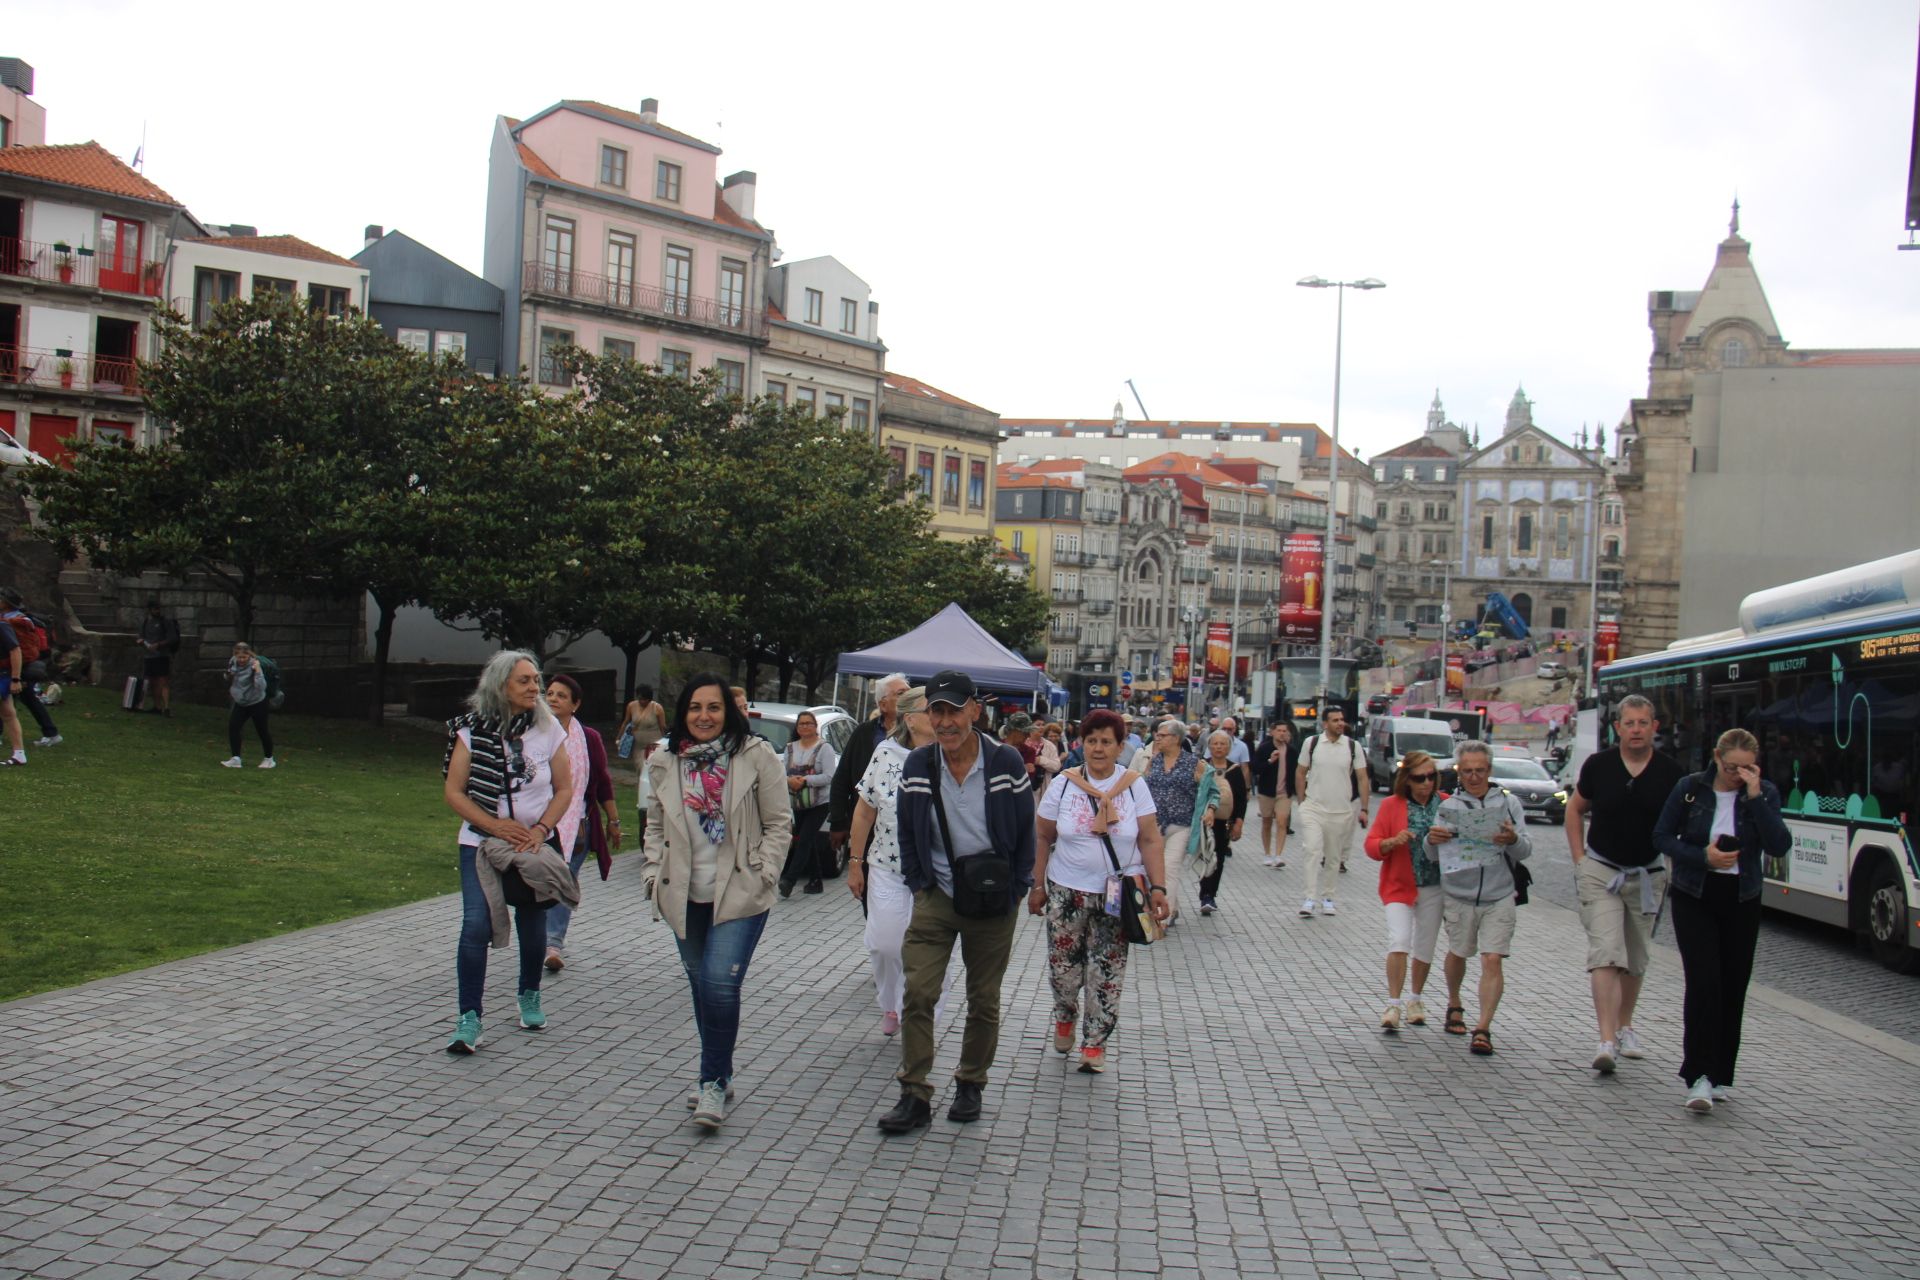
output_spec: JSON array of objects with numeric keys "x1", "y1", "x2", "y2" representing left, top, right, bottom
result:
[
  {"x1": 642, "y1": 737, "x2": 791, "y2": 938},
  {"x1": 1435, "y1": 784, "x2": 1533, "y2": 905}
]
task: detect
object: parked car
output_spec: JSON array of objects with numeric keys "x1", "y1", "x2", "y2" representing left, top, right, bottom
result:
[
  {"x1": 0, "y1": 426, "x2": 48, "y2": 468},
  {"x1": 1537, "y1": 661, "x2": 1568, "y2": 680},
  {"x1": 745, "y1": 702, "x2": 857, "y2": 754},
  {"x1": 1364, "y1": 716, "x2": 1459, "y2": 792},
  {"x1": 1365, "y1": 692, "x2": 1395, "y2": 717},
  {"x1": 1488, "y1": 752, "x2": 1561, "y2": 822}
]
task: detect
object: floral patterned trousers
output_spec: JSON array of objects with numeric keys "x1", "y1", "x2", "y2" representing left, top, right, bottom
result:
[{"x1": 1045, "y1": 883, "x2": 1132, "y2": 1049}]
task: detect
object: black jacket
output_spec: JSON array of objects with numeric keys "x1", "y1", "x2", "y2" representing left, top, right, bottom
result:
[{"x1": 828, "y1": 714, "x2": 890, "y2": 844}]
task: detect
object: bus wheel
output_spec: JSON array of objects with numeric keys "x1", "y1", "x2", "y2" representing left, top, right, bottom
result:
[{"x1": 1862, "y1": 858, "x2": 1920, "y2": 974}]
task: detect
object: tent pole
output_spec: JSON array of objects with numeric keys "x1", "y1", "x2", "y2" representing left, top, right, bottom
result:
[{"x1": 832, "y1": 673, "x2": 842, "y2": 711}]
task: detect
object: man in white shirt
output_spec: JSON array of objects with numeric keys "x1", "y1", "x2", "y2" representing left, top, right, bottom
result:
[{"x1": 1293, "y1": 709, "x2": 1369, "y2": 918}]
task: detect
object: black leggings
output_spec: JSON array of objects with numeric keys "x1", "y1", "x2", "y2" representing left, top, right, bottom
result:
[
  {"x1": 229, "y1": 701, "x2": 273, "y2": 758},
  {"x1": 781, "y1": 804, "x2": 831, "y2": 884},
  {"x1": 1671, "y1": 875, "x2": 1762, "y2": 1087}
]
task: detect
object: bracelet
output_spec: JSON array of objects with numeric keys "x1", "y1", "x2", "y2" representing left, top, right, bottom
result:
[
  {"x1": 532, "y1": 821, "x2": 550, "y2": 835},
  {"x1": 1149, "y1": 884, "x2": 1167, "y2": 894}
]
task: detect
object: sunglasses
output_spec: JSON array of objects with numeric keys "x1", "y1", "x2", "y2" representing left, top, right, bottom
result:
[{"x1": 1409, "y1": 772, "x2": 1437, "y2": 783}]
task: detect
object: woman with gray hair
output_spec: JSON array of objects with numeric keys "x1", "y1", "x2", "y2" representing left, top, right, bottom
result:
[
  {"x1": 1139, "y1": 715, "x2": 1206, "y2": 925},
  {"x1": 440, "y1": 650, "x2": 575, "y2": 1054}
]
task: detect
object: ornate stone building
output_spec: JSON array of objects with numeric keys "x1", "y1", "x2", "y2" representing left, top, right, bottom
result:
[{"x1": 1370, "y1": 393, "x2": 1473, "y2": 634}]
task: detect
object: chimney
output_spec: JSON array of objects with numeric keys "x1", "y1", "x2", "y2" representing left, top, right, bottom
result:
[
  {"x1": 639, "y1": 97, "x2": 659, "y2": 125},
  {"x1": 0, "y1": 58, "x2": 33, "y2": 96},
  {"x1": 720, "y1": 170, "x2": 757, "y2": 221},
  {"x1": 363, "y1": 224, "x2": 384, "y2": 248},
  {"x1": 224, "y1": 224, "x2": 257, "y2": 238}
]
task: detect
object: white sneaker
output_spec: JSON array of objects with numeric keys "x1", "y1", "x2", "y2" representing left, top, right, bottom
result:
[
  {"x1": 692, "y1": 1081, "x2": 728, "y2": 1130},
  {"x1": 1299, "y1": 899, "x2": 1316, "y2": 917},
  {"x1": 33, "y1": 735, "x2": 62, "y2": 747},
  {"x1": 258, "y1": 758, "x2": 277, "y2": 770},
  {"x1": 1710, "y1": 1085, "x2": 1732, "y2": 1103},
  {"x1": 1320, "y1": 899, "x2": 1337, "y2": 916},
  {"x1": 220, "y1": 756, "x2": 243, "y2": 768},
  {"x1": 1380, "y1": 1004, "x2": 1402, "y2": 1033},
  {"x1": 1404, "y1": 997, "x2": 1427, "y2": 1026},
  {"x1": 1617, "y1": 1026, "x2": 1645, "y2": 1059},
  {"x1": 1685, "y1": 1076, "x2": 1714, "y2": 1113},
  {"x1": 1592, "y1": 1041, "x2": 1617, "y2": 1074}
]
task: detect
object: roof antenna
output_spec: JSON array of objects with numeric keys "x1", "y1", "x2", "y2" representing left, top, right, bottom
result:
[{"x1": 131, "y1": 120, "x2": 147, "y2": 171}]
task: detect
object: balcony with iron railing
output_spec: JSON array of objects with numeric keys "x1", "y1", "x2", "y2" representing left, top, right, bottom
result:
[
  {"x1": 1084, "y1": 599, "x2": 1115, "y2": 616},
  {"x1": 1078, "y1": 642, "x2": 1116, "y2": 661},
  {"x1": 1050, "y1": 587, "x2": 1085, "y2": 604},
  {"x1": 1355, "y1": 514, "x2": 1378, "y2": 532},
  {"x1": 522, "y1": 261, "x2": 767, "y2": 341},
  {"x1": 1, "y1": 346, "x2": 143, "y2": 398},
  {"x1": 1050, "y1": 625, "x2": 1081, "y2": 643},
  {"x1": 1356, "y1": 551, "x2": 1377, "y2": 569},
  {"x1": 1086, "y1": 508, "x2": 1119, "y2": 524},
  {"x1": 1179, "y1": 565, "x2": 1211, "y2": 583},
  {"x1": 2, "y1": 239, "x2": 165, "y2": 299}
]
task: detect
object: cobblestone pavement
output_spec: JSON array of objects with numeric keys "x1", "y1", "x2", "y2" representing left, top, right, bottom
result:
[{"x1": 2, "y1": 823, "x2": 1916, "y2": 1279}]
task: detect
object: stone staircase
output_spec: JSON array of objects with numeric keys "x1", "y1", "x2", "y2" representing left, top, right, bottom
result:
[{"x1": 57, "y1": 567, "x2": 127, "y2": 635}]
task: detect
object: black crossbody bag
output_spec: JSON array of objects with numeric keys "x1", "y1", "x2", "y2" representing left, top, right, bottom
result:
[
  {"x1": 1086, "y1": 791, "x2": 1162, "y2": 946},
  {"x1": 929, "y1": 752, "x2": 1013, "y2": 918}
]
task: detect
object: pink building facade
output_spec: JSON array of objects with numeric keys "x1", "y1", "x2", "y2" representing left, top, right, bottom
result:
[{"x1": 484, "y1": 98, "x2": 772, "y2": 391}]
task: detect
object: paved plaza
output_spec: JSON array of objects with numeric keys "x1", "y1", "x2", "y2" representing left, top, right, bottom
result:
[{"x1": 2, "y1": 827, "x2": 1916, "y2": 1280}]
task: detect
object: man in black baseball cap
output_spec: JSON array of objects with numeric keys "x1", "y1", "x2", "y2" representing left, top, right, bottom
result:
[{"x1": 878, "y1": 669, "x2": 1036, "y2": 1134}]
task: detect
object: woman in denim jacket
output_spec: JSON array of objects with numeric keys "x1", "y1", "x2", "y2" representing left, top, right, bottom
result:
[{"x1": 1652, "y1": 727, "x2": 1791, "y2": 1113}]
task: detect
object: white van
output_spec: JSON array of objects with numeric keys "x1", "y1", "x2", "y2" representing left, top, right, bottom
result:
[{"x1": 1364, "y1": 716, "x2": 1460, "y2": 791}]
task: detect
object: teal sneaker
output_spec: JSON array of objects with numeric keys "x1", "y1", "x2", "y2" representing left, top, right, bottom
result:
[
  {"x1": 446, "y1": 1010, "x2": 482, "y2": 1055},
  {"x1": 517, "y1": 990, "x2": 546, "y2": 1031}
]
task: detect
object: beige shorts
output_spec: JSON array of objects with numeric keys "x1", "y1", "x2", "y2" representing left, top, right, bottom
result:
[
  {"x1": 1574, "y1": 855, "x2": 1665, "y2": 976},
  {"x1": 1443, "y1": 896, "x2": 1517, "y2": 958},
  {"x1": 1257, "y1": 793, "x2": 1289, "y2": 819}
]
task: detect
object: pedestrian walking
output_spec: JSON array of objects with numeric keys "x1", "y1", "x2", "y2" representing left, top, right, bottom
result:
[
  {"x1": 1364, "y1": 751, "x2": 1448, "y2": 1032},
  {"x1": 135, "y1": 599, "x2": 179, "y2": 715},
  {"x1": 642, "y1": 674, "x2": 790, "y2": 1130},
  {"x1": 441, "y1": 650, "x2": 577, "y2": 1055},
  {"x1": 778, "y1": 711, "x2": 839, "y2": 897},
  {"x1": 1653, "y1": 728, "x2": 1790, "y2": 1113},
  {"x1": 542, "y1": 674, "x2": 620, "y2": 972},
  {"x1": 1, "y1": 589, "x2": 59, "y2": 747},
  {"x1": 219, "y1": 641, "x2": 276, "y2": 770},
  {"x1": 1295, "y1": 708, "x2": 1369, "y2": 917},
  {"x1": 0, "y1": 614, "x2": 25, "y2": 766},
  {"x1": 846, "y1": 686, "x2": 950, "y2": 1036},
  {"x1": 1253, "y1": 720, "x2": 1297, "y2": 868},
  {"x1": 1031, "y1": 709, "x2": 1170, "y2": 1072},
  {"x1": 1035, "y1": 720, "x2": 1063, "y2": 784},
  {"x1": 1196, "y1": 729, "x2": 1245, "y2": 916},
  {"x1": 618, "y1": 683, "x2": 667, "y2": 845},
  {"x1": 1564, "y1": 694, "x2": 1685, "y2": 1074},
  {"x1": 1427, "y1": 741, "x2": 1531, "y2": 1055},
  {"x1": 828, "y1": 673, "x2": 909, "y2": 869},
  {"x1": 876, "y1": 670, "x2": 1036, "y2": 1135},
  {"x1": 1139, "y1": 716, "x2": 1204, "y2": 924}
]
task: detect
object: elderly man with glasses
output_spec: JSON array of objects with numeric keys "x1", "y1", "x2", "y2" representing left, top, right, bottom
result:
[{"x1": 1426, "y1": 741, "x2": 1532, "y2": 1055}]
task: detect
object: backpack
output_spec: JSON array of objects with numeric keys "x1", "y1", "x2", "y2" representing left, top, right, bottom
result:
[
  {"x1": 257, "y1": 655, "x2": 286, "y2": 709},
  {"x1": 1304, "y1": 733, "x2": 1362, "y2": 802},
  {"x1": 3, "y1": 611, "x2": 42, "y2": 665}
]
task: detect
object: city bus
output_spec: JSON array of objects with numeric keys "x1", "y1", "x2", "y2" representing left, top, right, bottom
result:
[
  {"x1": 1277, "y1": 656, "x2": 1361, "y2": 730},
  {"x1": 1597, "y1": 550, "x2": 1920, "y2": 972}
]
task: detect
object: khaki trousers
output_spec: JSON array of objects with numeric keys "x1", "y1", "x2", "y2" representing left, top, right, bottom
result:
[{"x1": 897, "y1": 887, "x2": 1019, "y2": 1101}]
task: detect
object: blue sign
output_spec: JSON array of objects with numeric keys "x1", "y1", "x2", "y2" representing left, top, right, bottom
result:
[{"x1": 1121, "y1": 669, "x2": 1133, "y2": 685}]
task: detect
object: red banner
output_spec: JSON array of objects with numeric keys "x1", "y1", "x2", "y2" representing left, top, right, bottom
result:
[
  {"x1": 1596, "y1": 616, "x2": 1621, "y2": 665},
  {"x1": 1278, "y1": 532, "x2": 1325, "y2": 640},
  {"x1": 1205, "y1": 621, "x2": 1231, "y2": 680},
  {"x1": 1171, "y1": 643, "x2": 1190, "y2": 683}
]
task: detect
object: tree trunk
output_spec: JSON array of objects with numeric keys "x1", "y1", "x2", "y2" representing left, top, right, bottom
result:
[
  {"x1": 744, "y1": 655, "x2": 761, "y2": 699},
  {"x1": 621, "y1": 642, "x2": 642, "y2": 705},
  {"x1": 777, "y1": 654, "x2": 795, "y2": 702},
  {"x1": 234, "y1": 567, "x2": 258, "y2": 644},
  {"x1": 369, "y1": 595, "x2": 397, "y2": 726}
]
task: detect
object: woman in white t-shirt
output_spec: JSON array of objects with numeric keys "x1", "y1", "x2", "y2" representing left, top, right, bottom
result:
[
  {"x1": 1031, "y1": 708, "x2": 1171, "y2": 1074},
  {"x1": 440, "y1": 650, "x2": 574, "y2": 1055}
]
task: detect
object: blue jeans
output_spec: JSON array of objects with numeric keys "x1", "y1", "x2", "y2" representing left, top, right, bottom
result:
[
  {"x1": 545, "y1": 828, "x2": 590, "y2": 951},
  {"x1": 675, "y1": 901, "x2": 769, "y2": 1086},
  {"x1": 457, "y1": 844, "x2": 547, "y2": 1016}
]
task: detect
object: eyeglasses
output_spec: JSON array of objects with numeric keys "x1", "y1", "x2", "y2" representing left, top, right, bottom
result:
[{"x1": 1409, "y1": 772, "x2": 1437, "y2": 783}]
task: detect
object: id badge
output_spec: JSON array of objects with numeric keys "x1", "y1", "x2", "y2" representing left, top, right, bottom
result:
[{"x1": 1103, "y1": 875, "x2": 1123, "y2": 917}]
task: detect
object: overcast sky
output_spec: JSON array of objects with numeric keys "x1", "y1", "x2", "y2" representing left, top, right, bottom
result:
[{"x1": 36, "y1": 1, "x2": 1920, "y2": 462}]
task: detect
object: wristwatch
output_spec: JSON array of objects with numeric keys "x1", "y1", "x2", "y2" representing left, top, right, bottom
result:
[{"x1": 1149, "y1": 884, "x2": 1167, "y2": 894}]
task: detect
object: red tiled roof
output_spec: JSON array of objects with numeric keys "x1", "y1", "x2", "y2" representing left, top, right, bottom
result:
[
  {"x1": 884, "y1": 372, "x2": 988, "y2": 412},
  {"x1": 561, "y1": 100, "x2": 720, "y2": 152},
  {"x1": 1122, "y1": 451, "x2": 1250, "y2": 489},
  {"x1": 710, "y1": 185, "x2": 764, "y2": 233},
  {"x1": 516, "y1": 141, "x2": 561, "y2": 181},
  {"x1": 998, "y1": 473, "x2": 1077, "y2": 491},
  {"x1": 0, "y1": 140, "x2": 181, "y2": 206},
  {"x1": 1373, "y1": 437, "x2": 1457, "y2": 459},
  {"x1": 190, "y1": 234, "x2": 361, "y2": 269},
  {"x1": 767, "y1": 298, "x2": 785, "y2": 321},
  {"x1": 1794, "y1": 350, "x2": 1920, "y2": 367}
]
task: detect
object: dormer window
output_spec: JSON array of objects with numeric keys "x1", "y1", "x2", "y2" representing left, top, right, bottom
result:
[
  {"x1": 600, "y1": 145, "x2": 627, "y2": 189},
  {"x1": 655, "y1": 160, "x2": 682, "y2": 203},
  {"x1": 840, "y1": 297, "x2": 857, "y2": 334},
  {"x1": 804, "y1": 288, "x2": 823, "y2": 325},
  {"x1": 1722, "y1": 337, "x2": 1747, "y2": 368}
]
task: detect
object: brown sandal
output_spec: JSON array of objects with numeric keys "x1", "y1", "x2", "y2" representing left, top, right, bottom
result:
[
  {"x1": 1444, "y1": 1006, "x2": 1467, "y2": 1035},
  {"x1": 1469, "y1": 1028, "x2": 1494, "y2": 1056}
]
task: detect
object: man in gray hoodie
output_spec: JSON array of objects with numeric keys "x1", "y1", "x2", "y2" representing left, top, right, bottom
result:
[{"x1": 1425, "y1": 741, "x2": 1530, "y2": 1055}]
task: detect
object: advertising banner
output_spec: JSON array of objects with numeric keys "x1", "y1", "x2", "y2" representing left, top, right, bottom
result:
[
  {"x1": 1171, "y1": 644, "x2": 1190, "y2": 684},
  {"x1": 1234, "y1": 655, "x2": 1250, "y2": 682},
  {"x1": 1446, "y1": 653, "x2": 1466, "y2": 692},
  {"x1": 1596, "y1": 616, "x2": 1621, "y2": 666},
  {"x1": 1278, "y1": 532, "x2": 1325, "y2": 640},
  {"x1": 1205, "y1": 621, "x2": 1231, "y2": 680}
]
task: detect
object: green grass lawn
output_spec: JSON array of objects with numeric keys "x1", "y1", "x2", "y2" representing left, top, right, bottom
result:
[{"x1": 1, "y1": 685, "x2": 466, "y2": 1001}]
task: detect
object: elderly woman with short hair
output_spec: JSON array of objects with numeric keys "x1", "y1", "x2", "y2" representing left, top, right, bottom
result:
[
  {"x1": 1196, "y1": 729, "x2": 1246, "y2": 915},
  {"x1": 1139, "y1": 715, "x2": 1206, "y2": 925},
  {"x1": 442, "y1": 650, "x2": 575, "y2": 1054}
]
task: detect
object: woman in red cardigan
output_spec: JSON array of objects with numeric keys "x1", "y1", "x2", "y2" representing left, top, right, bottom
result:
[{"x1": 1364, "y1": 751, "x2": 1447, "y2": 1033}]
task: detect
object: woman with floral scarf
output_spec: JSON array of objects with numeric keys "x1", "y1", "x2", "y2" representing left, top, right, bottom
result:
[
  {"x1": 641, "y1": 673, "x2": 791, "y2": 1130},
  {"x1": 1364, "y1": 750, "x2": 1449, "y2": 1033}
]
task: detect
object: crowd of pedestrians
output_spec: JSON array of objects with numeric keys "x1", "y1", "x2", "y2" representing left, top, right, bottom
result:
[{"x1": 428, "y1": 666, "x2": 1785, "y2": 1126}]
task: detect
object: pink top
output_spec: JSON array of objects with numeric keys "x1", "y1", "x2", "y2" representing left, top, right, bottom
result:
[{"x1": 557, "y1": 717, "x2": 590, "y2": 853}]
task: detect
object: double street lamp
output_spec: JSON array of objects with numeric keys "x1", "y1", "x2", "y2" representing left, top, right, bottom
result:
[{"x1": 1297, "y1": 275, "x2": 1385, "y2": 709}]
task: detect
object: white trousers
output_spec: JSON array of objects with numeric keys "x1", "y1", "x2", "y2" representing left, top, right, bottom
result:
[
  {"x1": 1160, "y1": 825, "x2": 1189, "y2": 914},
  {"x1": 865, "y1": 862, "x2": 950, "y2": 1020},
  {"x1": 1300, "y1": 805, "x2": 1359, "y2": 902}
]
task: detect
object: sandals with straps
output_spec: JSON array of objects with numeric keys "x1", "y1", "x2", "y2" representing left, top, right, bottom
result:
[
  {"x1": 1444, "y1": 1006, "x2": 1467, "y2": 1035},
  {"x1": 1469, "y1": 1028, "x2": 1494, "y2": 1056}
]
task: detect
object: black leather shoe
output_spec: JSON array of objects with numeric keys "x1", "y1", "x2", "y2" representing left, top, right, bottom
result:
[
  {"x1": 947, "y1": 1080, "x2": 984, "y2": 1123},
  {"x1": 779, "y1": 880, "x2": 795, "y2": 899},
  {"x1": 803, "y1": 878, "x2": 824, "y2": 894},
  {"x1": 876, "y1": 1091, "x2": 931, "y2": 1135}
]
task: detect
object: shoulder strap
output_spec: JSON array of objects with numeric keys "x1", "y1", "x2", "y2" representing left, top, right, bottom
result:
[
  {"x1": 928, "y1": 752, "x2": 959, "y2": 860},
  {"x1": 1084, "y1": 791, "x2": 1128, "y2": 874},
  {"x1": 500, "y1": 732, "x2": 517, "y2": 821}
]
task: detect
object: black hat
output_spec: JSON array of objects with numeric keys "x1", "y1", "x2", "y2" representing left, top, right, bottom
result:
[
  {"x1": 0, "y1": 586, "x2": 19, "y2": 607},
  {"x1": 925, "y1": 670, "x2": 976, "y2": 708}
]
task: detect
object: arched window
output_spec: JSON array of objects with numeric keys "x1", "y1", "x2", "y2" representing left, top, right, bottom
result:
[
  {"x1": 1722, "y1": 338, "x2": 1747, "y2": 368},
  {"x1": 1510, "y1": 592, "x2": 1533, "y2": 627}
]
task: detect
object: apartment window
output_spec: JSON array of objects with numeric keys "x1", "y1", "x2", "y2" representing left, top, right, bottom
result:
[
  {"x1": 1435, "y1": 466, "x2": 1447, "y2": 481},
  {"x1": 1437, "y1": 504, "x2": 1450, "y2": 521},
  {"x1": 1507, "y1": 446, "x2": 1521, "y2": 461},
  {"x1": 1516, "y1": 513, "x2": 1534, "y2": 553},
  {"x1": 603, "y1": 337, "x2": 635, "y2": 361},
  {"x1": 539, "y1": 327, "x2": 574, "y2": 385},
  {"x1": 716, "y1": 358, "x2": 745, "y2": 398},
  {"x1": 253, "y1": 276, "x2": 295, "y2": 297},
  {"x1": 969, "y1": 460, "x2": 987, "y2": 508},
  {"x1": 659, "y1": 347, "x2": 692, "y2": 379},
  {"x1": 766, "y1": 379, "x2": 788, "y2": 405},
  {"x1": 663, "y1": 245, "x2": 692, "y2": 315},
  {"x1": 1373, "y1": 466, "x2": 1386, "y2": 481},
  {"x1": 1482, "y1": 514, "x2": 1495, "y2": 552},
  {"x1": 192, "y1": 268, "x2": 240, "y2": 328},
  {"x1": 943, "y1": 456, "x2": 962, "y2": 506},
  {"x1": 308, "y1": 283, "x2": 350, "y2": 317},
  {"x1": 607, "y1": 231, "x2": 637, "y2": 306},
  {"x1": 1550, "y1": 606, "x2": 1569, "y2": 629},
  {"x1": 804, "y1": 288, "x2": 823, "y2": 325},
  {"x1": 1397, "y1": 534, "x2": 1410, "y2": 558},
  {"x1": 1554, "y1": 510, "x2": 1571, "y2": 557},
  {"x1": 917, "y1": 451, "x2": 935, "y2": 499},
  {"x1": 542, "y1": 216, "x2": 574, "y2": 291},
  {"x1": 850, "y1": 397, "x2": 871, "y2": 432},
  {"x1": 840, "y1": 297, "x2": 857, "y2": 334},
  {"x1": 1604, "y1": 536, "x2": 1620, "y2": 557},
  {"x1": 795, "y1": 386, "x2": 817, "y2": 415},
  {"x1": 600, "y1": 145, "x2": 628, "y2": 189},
  {"x1": 1402, "y1": 466, "x2": 1415, "y2": 481},
  {"x1": 435, "y1": 331, "x2": 467, "y2": 357},
  {"x1": 824, "y1": 391, "x2": 846, "y2": 416},
  {"x1": 887, "y1": 445, "x2": 907, "y2": 488},
  {"x1": 395, "y1": 327, "x2": 430, "y2": 353},
  {"x1": 719, "y1": 258, "x2": 747, "y2": 327},
  {"x1": 1397, "y1": 502, "x2": 1411, "y2": 519},
  {"x1": 655, "y1": 160, "x2": 682, "y2": 202},
  {"x1": 1012, "y1": 530, "x2": 1025, "y2": 554},
  {"x1": 1603, "y1": 502, "x2": 1622, "y2": 525},
  {"x1": 1420, "y1": 533, "x2": 1435, "y2": 555}
]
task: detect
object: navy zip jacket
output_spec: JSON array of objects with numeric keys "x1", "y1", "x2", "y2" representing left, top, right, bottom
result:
[
  {"x1": 1653, "y1": 770, "x2": 1791, "y2": 903},
  {"x1": 897, "y1": 732, "x2": 1036, "y2": 908}
]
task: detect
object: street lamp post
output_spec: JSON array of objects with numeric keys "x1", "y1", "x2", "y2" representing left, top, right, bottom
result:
[
  {"x1": 1227, "y1": 493, "x2": 1247, "y2": 712},
  {"x1": 1297, "y1": 275, "x2": 1384, "y2": 714},
  {"x1": 1429, "y1": 556, "x2": 1451, "y2": 704}
]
